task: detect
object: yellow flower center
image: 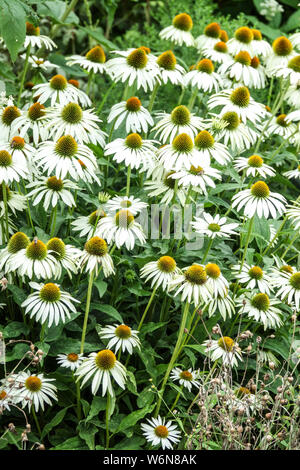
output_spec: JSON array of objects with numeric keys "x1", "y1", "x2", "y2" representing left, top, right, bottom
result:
[
  {"x1": 190, "y1": 165, "x2": 204, "y2": 175},
  {"x1": 272, "y1": 36, "x2": 293, "y2": 56},
  {"x1": 40, "y1": 283, "x2": 61, "y2": 302},
  {"x1": 180, "y1": 370, "x2": 193, "y2": 381},
  {"x1": 251, "y1": 56, "x2": 260, "y2": 69},
  {"x1": 205, "y1": 263, "x2": 221, "y2": 279},
  {"x1": 86, "y1": 45, "x2": 106, "y2": 63},
  {"x1": 126, "y1": 97, "x2": 141, "y2": 112},
  {"x1": 7, "y1": 232, "x2": 29, "y2": 254},
  {"x1": 157, "y1": 50, "x2": 177, "y2": 70},
  {"x1": 61, "y1": 103, "x2": 83, "y2": 124},
  {"x1": 28, "y1": 102, "x2": 46, "y2": 121},
  {"x1": 234, "y1": 27, "x2": 253, "y2": 44},
  {"x1": 26, "y1": 22, "x2": 40, "y2": 36},
  {"x1": 214, "y1": 41, "x2": 228, "y2": 53},
  {"x1": 0, "y1": 184, "x2": 11, "y2": 202},
  {"x1": 222, "y1": 111, "x2": 240, "y2": 130},
  {"x1": 50, "y1": 74, "x2": 67, "y2": 91},
  {"x1": 25, "y1": 376, "x2": 42, "y2": 392},
  {"x1": 157, "y1": 255, "x2": 176, "y2": 273},
  {"x1": 251, "y1": 293, "x2": 270, "y2": 311},
  {"x1": 248, "y1": 266, "x2": 263, "y2": 279},
  {"x1": 250, "y1": 181, "x2": 270, "y2": 198},
  {"x1": 195, "y1": 130, "x2": 214, "y2": 149},
  {"x1": 2, "y1": 106, "x2": 20, "y2": 126},
  {"x1": 26, "y1": 239, "x2": 47, "y2": 260},
  {"x1": 248, "y1": 155, "x2": 263, "y2": 168},
  {"x1": 185, "y1": 264, "x2": 207, "y2": 285},
  {"x1": 290, "y1": 272, "x2": 300, "y2": 290},
  {"x1": 115, "y1": 210, "x2": 134, "y2": 228},
  {"x1": 138, "y1": 46, "x2": 151, "y2": 54},
  {"x1": 220, "y1": 30, "x2": 228, "y2": 42},
  {"x1": 46, "y1": 176, "x2": 64, "y2": 191},
  {"x1": 25, "y1": 81, "x2": 34, "y2": 90},
  {"x1": 252, "y1": 29, "x2": 262, "y2": 41},
  {"x1": 67, "y1": 353, "x2": 79, "y2": 362},
  {"x1": 85, "y1": 236, "x2": 108, "y2": 256},
  {"x1": 230, "y1": 86, "x2": 250, "y2": 108},
  {"x1": 55, "y1": 135, "x2": 78, "y2": 157},
  {"x1": 172, "y1": 13, "x2": 193, "y2": 31},
  {"x1": 164, "y1": 172, "x2": 176, "y2": 189},
  {"x1": 10, "y1": 136, "x2": 25, "y2": 150},
  {"x1": 276, "y1": 114, "x2": 288, "y2": 127},
  {"x1": 172, "y1": 133, "x2": 193, "y2": 153},
  {"x1": 88, "y1": 210, "x2": 106, "y2": 225},
  {"x1": 95, "y1": 349, "x2": 116, "y2": 370},
  {"x1": 125, "y1": 133, "x2": 143, "y2": 149},
  {"x1": 115, "y1": 324, "x2": 132, "y2": 339},
  {"x1": 0, "y1": 390, "x2": 7, "y2": 400},
  {"x1": 208, "y1": 223, "x2": 221, "y2": 232},
  {"x1": 218, "y1": 336, "x2": 235, "y2": 352},
  {"x1": 280, "y1": 265, "x2": 293, "y2": 274},
  {"x1": 126, "y1": 49, "x2": 148, "y2": 69},
  {"x1": 154, "y1": 425, "x2": 169, "y2": 438},
  {"x1": 196, "y1": 58, "x2": 214, "y2": 74},
  {"x1": 68, "y1": 79, "x2": 79, "y2": 88},
  {"x1": 235, "y1": 51, "x2": 252, "y2": 66},
  {"x1": 46, "y1": 237, "x2": 66, "y2": 259},
  {"x1": 204, "y1": 22, "x2": 221, "y2": 38},
  {"x1": 288, "y1": 56, "x2": 300, "y2": 72},
  {"x1": 0, "y1": 150, "x2": 12, "y2": 167},
  {"x1": 171, "y1": 105, "x2": 190, "y2": 126},
  {"x1": 235, "y1": 386, "x2": 251, "y2": 398}
]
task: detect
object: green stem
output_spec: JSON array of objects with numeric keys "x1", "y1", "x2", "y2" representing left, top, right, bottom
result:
[
  {"x1": 126, "y1": 165, "x2": 131, "y2": 197},
  {"x1": 281, "y1": 232, "x2": 298, "y2": 259},
  {"x1": 50, "y1": 206, "x2": 57, "y2": 237},
  {"x1": 137, "y1": 287, "x2": 157, "y2": 331},
  {"x1": 2, "y1": 183, "x2": 9, "y2": 242},
  {"x1": 105, "y1": 393, "x2": 110, "y2": 449},
  {"x1": 201, "y1": 238, "x2": 213, "y2": 264},
  {"x1": 187, "y1": 89, "x2": 198, "y2": 111},
  {"x1": 75, "y1": 375, "x2": 82, "y2": 420},
  {"x1": 40, "y1": 323, "x2": 46, "y2": 342},
  {"x1": 31, "y1": 406, "x2": 41, "y2": 437},
  {"x1": 97, "y1": 81, "x2": 116, "y2": 115},
  {"x1": 154, "y1": 301, "x2": 190, "y2": 417},
  {"x1": 80, "y1": 271, "x2": 94, "y2": 354},
  {"x1": 148, "y1": 83, "x2": 159, "y2": 113},
  {"x1": 170, "y1": 388, "x2": 182, "y2": 412},
  {"x1": 86, "y1": 70, "x2": 94, "y2": 96},
  {"x1": 239, "y1": 216, "x2": 254, "y2": 273},
  {"x1": 51, "y1": 0, "x2": 79, "y2": 37},
  {"x1": 17, "y1": 44, "x2": 31, "y2": 107}
]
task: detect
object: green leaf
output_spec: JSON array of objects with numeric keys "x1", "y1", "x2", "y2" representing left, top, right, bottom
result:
[
  {"x1": 283, "y1": 9, "x2": 300, "y2": 32},
  {"x1": 51, "y1": 436, "x2": 88, "y2": 450},
  {"x1": 93, "y1": 279, "x2": 107, "y2": 298},
  {"x1": 41, "y1": 406, "x2": 71, "y2": 439},
  {"x1": 114, "y1": 437, "x2": 145, "y2": 450},
  {"x1": 137, "y1": 386, "x2": 155, "y2": 408},
  {"x1": 37, "y1": 0, "x2": 79, "y2": 25},
  {"x1": 78, "y1": 422, "x2": 98, "y2": 450},
  {"x1": 115, "y1": 404, "x2": 155, "y2": 435},
  {"x1": 184, "y1": 344, "x2": 206, "y2": 355},
  {"x1": 7, "y1": 285, "x2": 27, "y2": 306},
  {"x1": 3, "y1": 321, "x2": 29, "y2": 338},
  {"x1": 93, "y1": 304, "x2": 123, "y2": 323},
  {"x1": 126, "y1": 370, "x2": 138, "y2": 395},
  {"x1": 0, "y1": 0, "x2": 26, "y2": 62},
  {"x1": 78, "y1": 26, "x2": 117, "y2": 49},
  {"x1": 86, "y1": 396, "x2": 106, "y2": 422}
]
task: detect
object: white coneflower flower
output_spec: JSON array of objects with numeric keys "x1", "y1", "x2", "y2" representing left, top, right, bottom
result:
[
  {"x1": 194, "y1": 130, "x2": 231, "y2": 166},
  {"x1": 169, "y1": 163, "x2": 221, "y2": 195},
  {"x1": 249, "y1": 56, "x2": 267, "y2": 89},
  {"x1": 57, "y1": 353, "x2": 86, "y2": 371},
  {"x1": 275, "y1": 271, "x2": 300, "y2": 309},
  {"x1": 8, "y1": 238, "x2": 58, "y2": 279},
  {"x1": 145, "y1": 170, "x2": 187, "y2": 206},
  {"x1": 24, "y1": 22, "x2": 56, "y2": 50},
  {"x1": 46, "y1": 237, "x2": 81, "y2": 278},
  {"x1": 195, "y1": 22, "x2": 221, "y2": 52},
  {"x1": 265, "y1": 113, "x2": 298, "y2": 139},
  {"x1": 79, "y1": 236, "x2": 114, "y2": 277},
  {"x1": 205, "y1": 263, "x2": 229, "y2": 297},
  {"x1": 21, "y1": 282, "x2": 79, "y2": 327},
  {"x1": 203, "y1": 336, "x2": 243, "y2": 367},
  {"x1": 209, "y1": 111, "x2": 259, "y2": 152},
  {"x1": 156, "y1": 50, "x2": 185, "y2": 85},
  {"x1": 152, "y1": 105, "x2": 204, "y2": 144},
  {"x1": 0, "y1": 149, "x2": 29, "y2": 183},
  {"x1": 12, "y1": 370, "x2": 57, "y2": 412},
  {"x1": 24, "y1": 55, "x2": 57, "y2": 71},
  {"x1": 170, "y1": 367, "x2": 200, "y2": 392},
  {"x1": 266, "y1": 36, "x2": 296, "y2": 74},
  {"x1": 169, "y1": 264, "x2": 212, "y2": 305},
  {"x1": 107, "y1": 97, "x2": 154, "y2": 134},
  {"x1": 290, "y1": 31, "x2": 300, "y2": 50},
  {"x1": 232, "y1": 181, "x2": 286, "y2": 219},
  {"x1": 33, "y1": 74, "x2": 91, "y2": 107},
  {"x1": 272, "y1": 55, "x2": 300, "y2": 85},
  {"x1": 219, "y1": 51, "x2": 263, "y2": 89},
  {"x1": 191, "y1": 212, "x2": 239, "y2": 239},
  {"x1": 251, "y1": 29, "x2": 272, "y2": 58},
  {"x1": 0, "y1": 105, "x2": 21, "y2": 141},
  {"x1": 141, "y1": 416, "x2": 181, "y2": 450},
  {"x1": 106, "y1": 48, "x2": 159, "y2": 92},
  {"x1": 285, "y1": 83, "x2": 300, "y2": 108},
  {"x1": 104, "y1": 133, "x2": 157, "y2": 170},
  {"x1": 237, "y1": 292, "x2": 282, "y2": 330},
  {"x1": 157, "y1": 133, "x2": 204, "y2": 171},
  {"x1": 45, "y1": 102, "x2": 107, "y2": 147},
  {"x1": 140, "y1": 255, "x2": 179, "y2": 291},
  {"x1": 233, "y1": 263, "x2": 272, "y2": 294},
  {"x1": 75, "y1": 349, "x2": 127, "y2": 396},
  {"x1": 105, "y1": 195, "x2": 147, "y2": 216},
  {"x1": 227, "y1": 27, "x2": 254, "y2": 55},
  {"x1": 10, "y1": 102, "x2": 48, "y2": 146},
  {"x1": 98, "y1": 324, "x2": 140, "y2": 354},
  {"x1": 207, "y1": 292, "x2": 235, "y2": 320},
  {"x1": 159, "y1": 13, "x2": 194, "y2": 47},
  {"x1": 208, "y1": 86, "x2": 267, "y2": 125},
  {"x1": 97, "y1": 210, "x2": 146, "y2": 250},
  {"x1": 184, "y1": 58, "x2": 223, "y2": 93},
  {"x1": 227, "y1": 386, "x2": 262, "y2": 416},
  {"x1": 0, "y1": 136, "x2": 35, "y2": 168},
  {"x1": 202, "y1": 41, "x2": 231, "y2": 64},
  {"x1": 0, "y1": 232, "x2": 30, "y2": 273},
  {"x1": 36, "y1": 135, "x2": 99, "y2": 181},
  {"x1": 66, "y1": 45, "x2": 107, "y2": 73},
  {"x1": 286, "y1": 199, "x2": 300, "y2": 230},
  {"x1": 72, "y1": 209, "x2": 106, "y2": 238},
  {"x1": 26, "y1": 176, "x2": 77, "y2": 211},
  {"x1": 234, "y1": 154, "x2": 275, "y2": 178},
  {"x1": 0, "y1": 387, "x2": 13, "y2": 411},
  {"x1": 0, "y1": 185, "x2": 26, "y2": 216}
]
